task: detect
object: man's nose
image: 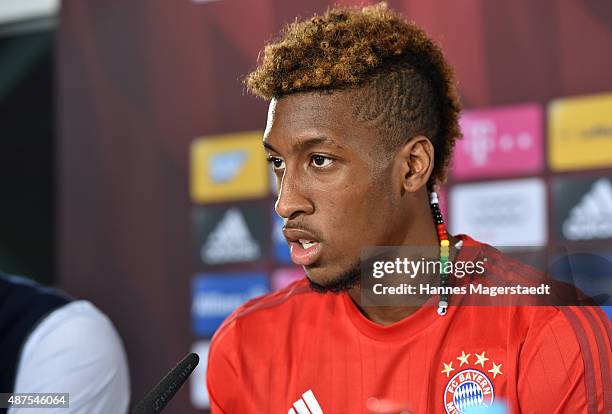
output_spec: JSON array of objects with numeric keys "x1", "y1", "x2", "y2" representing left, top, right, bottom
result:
[{"x1": 274, "y1": 169, "x2": 314, "y2": 220}]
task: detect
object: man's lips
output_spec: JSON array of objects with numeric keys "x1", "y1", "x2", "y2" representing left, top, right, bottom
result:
[
  {"x1": 289, "y1": 241, "x2": 323, "y2": 266},
  {"x1": 282, "y1": 228, "x2": 323, "y2": 266}
]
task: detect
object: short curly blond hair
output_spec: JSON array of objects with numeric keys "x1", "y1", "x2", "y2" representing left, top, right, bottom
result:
[{"x1": 246, "y1": 2, "x2": 462, "y2": 185}]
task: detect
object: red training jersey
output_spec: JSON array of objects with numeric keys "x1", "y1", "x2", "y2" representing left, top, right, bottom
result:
[{"x1": 207, "y1": 235, "x2": 612, "y2": 413}]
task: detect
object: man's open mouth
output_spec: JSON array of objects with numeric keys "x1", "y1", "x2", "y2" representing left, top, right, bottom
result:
[
  {"x1": 299, "y1": 239, "x2": 317, "y2": 249},
  {"x1": 283, "y1": 228, "x2": 323, "y2": 266},
  {"x1": 289, "y1": 240, "x2": 323, "y2": 266}
]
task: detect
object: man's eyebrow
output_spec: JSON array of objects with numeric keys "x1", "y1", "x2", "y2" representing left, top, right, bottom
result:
[
  {"x1": 263, "y1": 141, "x2": 278, "y2": 153},
  {"x1": 263, "y1": 136, "x2": 345, "y2": 154}
]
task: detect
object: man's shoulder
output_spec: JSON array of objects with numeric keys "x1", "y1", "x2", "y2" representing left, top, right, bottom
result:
[
  {"x1": 518, "y1": 305, "x2": 611, "y2": 411},
  {"x1": 458, "y1": 234, "x2": 545, "y2": 280},
  {"x1": 461, "y1": 236, "x2": 611, "y2": 335},
  {"x1": 13, "y1": 301, "x2": 130, "y2": 413},
  {"x1": 27, "y1": 300, "x2": 122, "y2": 348}
]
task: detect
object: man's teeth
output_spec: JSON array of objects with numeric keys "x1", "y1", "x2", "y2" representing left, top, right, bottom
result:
[{"x1": 299, "y1": 239, "x2": 316, "y2": 249}]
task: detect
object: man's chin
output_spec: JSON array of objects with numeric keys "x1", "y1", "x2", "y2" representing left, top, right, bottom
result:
[{"x1": 305, "y1": 264, "x2": 361, "y2": 294}]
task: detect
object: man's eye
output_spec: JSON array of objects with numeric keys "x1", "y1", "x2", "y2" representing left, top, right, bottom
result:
[
  {"x1": 267, "y1": 156, "x2": 285, "y2": 170},
  {"x1": 311, "y1": 154, "x2": 333, "y2": 168}
]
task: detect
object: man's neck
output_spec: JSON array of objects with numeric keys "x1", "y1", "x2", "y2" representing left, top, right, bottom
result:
[{"x1": 347, "y1": 234, "x2": 461, "y2": 326}]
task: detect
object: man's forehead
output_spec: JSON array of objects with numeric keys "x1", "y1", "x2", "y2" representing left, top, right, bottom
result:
[
  {"x1": 263, "y1": 91, "x2": 357, "y2": 141},
  {"x1": 272, "y1": 90, "x2": 355, "y2": 117},
  {"x1": 263, "y1": 134, "x2": 346, "y2": 154}
]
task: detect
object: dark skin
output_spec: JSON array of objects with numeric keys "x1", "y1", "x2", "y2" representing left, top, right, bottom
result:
[{"x1": 263, "y1": 89, "x2": 459, "y2": 326}]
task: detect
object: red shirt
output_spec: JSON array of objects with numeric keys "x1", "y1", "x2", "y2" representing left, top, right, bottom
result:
[{"x1": 207, "y1": 235, "x2": 612, "y2": 413}]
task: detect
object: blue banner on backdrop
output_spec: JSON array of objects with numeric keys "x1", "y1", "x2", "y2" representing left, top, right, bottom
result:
[{"x1": 191, "y1": 273, "x2": 269, "y2": 337}]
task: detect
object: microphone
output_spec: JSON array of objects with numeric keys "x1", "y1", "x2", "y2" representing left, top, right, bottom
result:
[{"x1": 132, "y1": 352, "x2": 200, "y2": 414}]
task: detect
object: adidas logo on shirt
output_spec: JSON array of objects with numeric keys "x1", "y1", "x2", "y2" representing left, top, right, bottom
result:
[
  {"x1": 288, "y1": 389, "x2": 324, "y2": 414},
  {"x1": 200, "y1": 208, "x2": 261, "y2": 264},
  {"x1": 563, "y1": 178, "x2": 612, "y2": 240}
]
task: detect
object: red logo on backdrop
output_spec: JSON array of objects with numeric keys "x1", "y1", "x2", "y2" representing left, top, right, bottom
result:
[{"x1": 452, "y1": 103, "x2": 543, "y2": 180}]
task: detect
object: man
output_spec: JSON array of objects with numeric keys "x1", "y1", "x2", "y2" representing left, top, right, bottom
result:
[
  {"x1": 0, "y1": 273, "x2": 130, "y2": 413},
  {"x1": 207, "y1": 3, "x2": 611, "y2": 413}
]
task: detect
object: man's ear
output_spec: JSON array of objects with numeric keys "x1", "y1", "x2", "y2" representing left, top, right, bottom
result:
[{"x1": 395, "y1": 135, "x2": 435, "y2": 193}]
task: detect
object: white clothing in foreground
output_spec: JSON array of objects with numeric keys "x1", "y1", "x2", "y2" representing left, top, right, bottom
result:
[{"x1": 9, "y1": 300, "x2": 130, "y2": 414}]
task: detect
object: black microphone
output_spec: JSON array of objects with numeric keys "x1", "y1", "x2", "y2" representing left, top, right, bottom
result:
[{"x1": 132, "y1": 352, "x2": 200, "y2": 414}]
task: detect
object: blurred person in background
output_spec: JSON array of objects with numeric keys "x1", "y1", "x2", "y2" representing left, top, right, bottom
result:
[
  {"x1": 206, "y1": 3, "x2": 611, "y2": 413},
  {"x1": 0, "y1": 272, "x2": 130, "y2": 413}
]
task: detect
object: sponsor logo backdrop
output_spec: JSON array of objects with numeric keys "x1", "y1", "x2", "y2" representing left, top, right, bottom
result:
[
  {"x1": 452, "y1": 103, "x2": 543, "y2": 179},
  {"x1": 192, "y1": 204, "x2": 269, "y2": 267},
  {"x1": 551, "y1": 175, "x2": 612, "y2": 242},
  {"x1": 191, "y1": 273, "x2": 269, "y2": 336},
  {"x1": 548, "y1": 93, "x2": 612, "y2": 171}
]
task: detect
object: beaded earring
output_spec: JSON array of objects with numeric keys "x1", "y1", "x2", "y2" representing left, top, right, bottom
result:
[{"x1": 429, "y1": 191, "x2": 450, "y2": 316}]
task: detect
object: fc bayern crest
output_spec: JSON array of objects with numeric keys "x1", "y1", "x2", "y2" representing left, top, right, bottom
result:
[{"x1": 443, "y1": 369, "x2": 494, "y2": 414}]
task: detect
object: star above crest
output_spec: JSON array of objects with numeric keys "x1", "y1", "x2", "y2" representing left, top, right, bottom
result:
[
  {"x1": 441, "y1": 350, "x2": 504, "y2": 380},
  {"x1": 441, "y1": 361, "x2": 455, "y2": 378},
  {"x1": 474, "y1": 351, "x2": 489, "y2": 367},
  {"x1": 488, "y1": 361, "x2": 503, "y2": 379},
  {"x1": 457, "y1": 350, "x2": 471, "y2": 366}
]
